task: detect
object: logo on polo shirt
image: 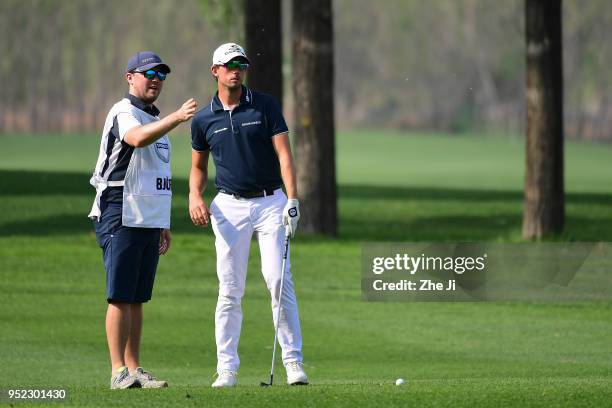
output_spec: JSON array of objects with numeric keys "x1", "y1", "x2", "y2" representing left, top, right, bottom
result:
[
  {"x1": 242, "y1": 120, "x2": 261, "y2": 127},
  {"x1": 213, "y1": 127, "x2": 228, "y2": 134},
  {"x1": 154, "y1": 141, "x2": 170, "y2": 163}
]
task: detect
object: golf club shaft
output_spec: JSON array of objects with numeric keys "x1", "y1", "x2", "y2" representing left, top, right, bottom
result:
[{"x1": 268, "y1": 229, "x2": 291, "y2": 385}]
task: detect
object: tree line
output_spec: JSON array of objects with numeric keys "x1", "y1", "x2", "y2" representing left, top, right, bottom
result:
[{"x1": 1, "y1": 0, "x2": 611, "y2": 141}]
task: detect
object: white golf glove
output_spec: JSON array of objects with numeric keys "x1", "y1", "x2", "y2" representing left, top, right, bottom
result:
[{"x1": 282, "y1": 198, "x2": 300, "y2": 237}]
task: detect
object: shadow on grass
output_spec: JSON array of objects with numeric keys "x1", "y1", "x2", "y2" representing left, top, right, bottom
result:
[
  {"x1": 1, "y1": 170, "x2": 611, "y2": 241},
  {"x1": 0, "y1": 169, "x2": 194, "y2": 196},
  {"x1": 3, "y1": 170, "x2": 611, "y2": 206},
  {"x1": 339, "y1": 184, "x2": 612, "y2": 206}
]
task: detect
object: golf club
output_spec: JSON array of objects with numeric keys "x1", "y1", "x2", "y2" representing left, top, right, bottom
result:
[{"x1": 260, "y1": 226, "x2": 291, "y2": 387}]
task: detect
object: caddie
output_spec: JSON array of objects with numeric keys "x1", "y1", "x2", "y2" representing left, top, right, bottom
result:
[
  {"x1": 189, "y1": 43, "x2": 308, "y2": 387},
  {"x1": 88, "y1": 51, "x2": 197, "y2": 389}
]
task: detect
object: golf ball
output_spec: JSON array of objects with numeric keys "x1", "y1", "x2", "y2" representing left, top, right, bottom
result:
[{"x1": 395, "y1": 378, "x2": 405, "y2": 386}]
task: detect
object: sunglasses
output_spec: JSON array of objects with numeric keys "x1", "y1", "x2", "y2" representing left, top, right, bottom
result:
[
  {"x1": 137, "y1": 70, "x2": 167, "y2": 81},
  {"x1": 222, "y1": 61, "x2": 249, "y2": 70}
]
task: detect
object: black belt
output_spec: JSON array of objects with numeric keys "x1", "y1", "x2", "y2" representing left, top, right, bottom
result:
[{"x1": 219, "y1": 188, "x2": 275, "y2": 199}]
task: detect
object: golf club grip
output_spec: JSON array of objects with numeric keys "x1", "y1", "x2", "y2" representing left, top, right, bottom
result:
[{"x1": 283, "y1": 235, "x2": 290, "y2": 259}]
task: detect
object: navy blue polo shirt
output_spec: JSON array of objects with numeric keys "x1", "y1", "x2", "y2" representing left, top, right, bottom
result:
[{"x1": 191, "y1": 86, "x2": 288, "y2": 194}]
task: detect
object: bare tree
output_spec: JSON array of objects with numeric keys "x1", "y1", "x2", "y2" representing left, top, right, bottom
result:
[
  {"x1": 523, "y1": 0, "x2": 564, "y2": 239},
  {"x1": 292, "y1": 0, "x2": 337, "y2": 235},
  {"x1": 244, "y1": 0, "x2": 283, "y2": 105}
]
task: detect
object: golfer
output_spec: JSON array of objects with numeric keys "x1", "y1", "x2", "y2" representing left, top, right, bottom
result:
[
  {"x1": 189, "y1": 43, "x2": 308, "y2": 387},
  {"x1": 88, "y1": 51, "x2": 197, "y2": 389}
]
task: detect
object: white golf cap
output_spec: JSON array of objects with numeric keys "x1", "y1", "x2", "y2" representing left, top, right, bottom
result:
[{"x1": 212, "y1": 43, "x2": 250, "y2": 65}]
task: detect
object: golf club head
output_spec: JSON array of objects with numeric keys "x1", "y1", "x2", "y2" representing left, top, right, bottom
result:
[{"x1": 260, "y1": 374, "x2": 274, "y2": 387}]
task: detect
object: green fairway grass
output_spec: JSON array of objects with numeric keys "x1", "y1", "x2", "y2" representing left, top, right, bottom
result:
[{"x1": 1, "y1": 131, "x2": 611, "y2": 407}]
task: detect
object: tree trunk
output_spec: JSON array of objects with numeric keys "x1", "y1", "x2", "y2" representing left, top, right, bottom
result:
[
  {"x1": 523, "y1": 0, "x2": 564, "y2": 239},
  {"x1": 292, "y1": 0, "x2": 337, "y2": 236},
  {"x1": 245, "y1": 0, "x2": 283, "y2": 106}
]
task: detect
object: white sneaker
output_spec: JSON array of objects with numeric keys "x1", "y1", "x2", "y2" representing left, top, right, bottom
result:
[
  {"x1": 286, "y1": 362, "x2": 309, "y2": 385},
  {"x1": 110, "y1": 366, "x2": 138, "y2": 389},
  {"x1": 211, "y1": 369, "x2": 237, "y2": 388},
  {"x1": 130, "y1": 367, "x2": 168, "y2": 388}
]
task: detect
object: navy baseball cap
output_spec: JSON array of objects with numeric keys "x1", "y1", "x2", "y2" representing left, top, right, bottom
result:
[{"x1": 126, "y1": 51, "x2": 171, "y2": 73}]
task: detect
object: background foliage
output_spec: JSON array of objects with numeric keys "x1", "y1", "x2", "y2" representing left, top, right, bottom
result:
[{"x1": 2, "y1": 0, "x2": 612, "y2": 139}]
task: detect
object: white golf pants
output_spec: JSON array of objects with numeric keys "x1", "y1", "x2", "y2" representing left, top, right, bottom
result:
[{"x1": 210, "y1": 188, "x2": 303, "y2": 372}]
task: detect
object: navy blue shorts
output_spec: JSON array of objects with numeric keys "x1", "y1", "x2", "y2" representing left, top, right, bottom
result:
[{"x1": 94, "y1": 202, "x2": 161, "y2": 303}]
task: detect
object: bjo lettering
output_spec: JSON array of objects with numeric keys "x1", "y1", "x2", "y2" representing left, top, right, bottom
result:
[{"x1": 156, "y1": 177, "x2": 172, "y2": 191}]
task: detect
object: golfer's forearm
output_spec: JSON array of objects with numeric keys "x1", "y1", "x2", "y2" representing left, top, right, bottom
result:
[
  {"x1": 271, "y1": 134, "x2": 297, "y2": 199},
  {"x1": 279, "y1": 156, "x2": 298, "y2": 199},
  {"x1": 124, "y1": 112, "x2": 182, "y2": 147},
  {"x1": 189, "y1": 167, "x2": 208, "y2": 197}
]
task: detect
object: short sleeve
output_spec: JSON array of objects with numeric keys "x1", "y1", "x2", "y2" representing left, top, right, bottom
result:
[
  {"x1": 266, "y1": 97, "x2": 289, "y2": 137},
  {"x1": 116, "y1": 111, "x2": 142, "y2": 141},
  {"x1": 191, "y1": 116, "x2": 210, "y2": 151}
]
